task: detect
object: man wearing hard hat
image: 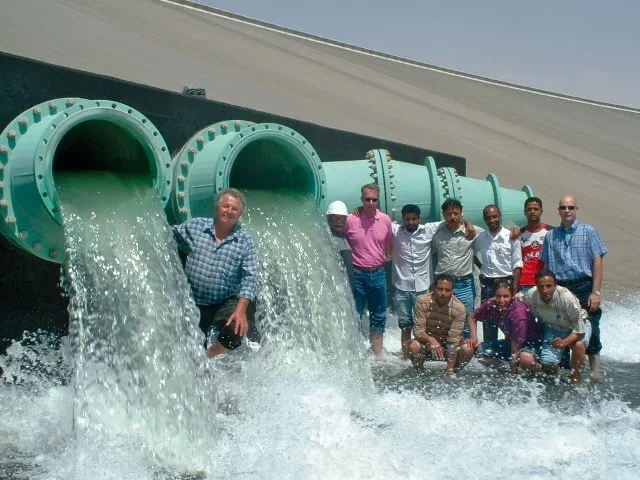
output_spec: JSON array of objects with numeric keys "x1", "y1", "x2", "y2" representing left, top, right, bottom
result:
[{"x1": 326, "y1": 200, "x2": 354, "y2": 286}]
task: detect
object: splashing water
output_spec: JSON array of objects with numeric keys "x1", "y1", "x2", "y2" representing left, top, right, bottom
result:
[{"x1": 1, "y1": 178, "x2": 640, "y2": 479}]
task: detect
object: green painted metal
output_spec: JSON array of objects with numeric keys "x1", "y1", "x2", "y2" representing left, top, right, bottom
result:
[
  {"x1": 0, "y1": 99, "x2": 173, "y2": 263},
  {"x1": 166, "y1": 120, "x2": 326, "y2": 221},
  {"x1": 322, "y1": 150, "x2": 532, "y2": 227},
  {"x1": 0, "y1": 100, "x2": 533, "y2": 262}
]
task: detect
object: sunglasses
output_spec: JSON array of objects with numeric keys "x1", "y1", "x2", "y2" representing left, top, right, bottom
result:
[
  {"x1": 364, "y1": 197, "x2": 379, "y2": 202},
  {"x1": 558, "y1": 206, "x2": 576, "y2": 211}
]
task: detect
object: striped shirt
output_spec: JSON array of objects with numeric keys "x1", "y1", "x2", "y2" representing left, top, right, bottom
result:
[
  {"x1": 541, "y1": 221, "x2": 607, "y2": 281},
  {"x1": 173, "y1": 217, "x2": 258, "y2": 305},
  {"x1": 413, "y1": 292, "x2": 466, "y2": 347}
]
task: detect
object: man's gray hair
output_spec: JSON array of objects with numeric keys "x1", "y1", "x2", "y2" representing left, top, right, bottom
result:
[
  {"x1": 361, "y1": 183, "x2": 380, "y2": 195},
  {"x1": 215, "y1": 188, "x2": 247, "y2": 213}
]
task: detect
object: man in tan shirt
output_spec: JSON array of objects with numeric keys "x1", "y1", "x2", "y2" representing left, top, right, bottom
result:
[{"x1": 409, "y1": 273, "x2": 476, "y2": 376}]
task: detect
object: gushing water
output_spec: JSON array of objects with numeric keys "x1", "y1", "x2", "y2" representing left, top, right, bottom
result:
[{"x1": 1, "y1": 177, "x2": 640, "y2": 479}]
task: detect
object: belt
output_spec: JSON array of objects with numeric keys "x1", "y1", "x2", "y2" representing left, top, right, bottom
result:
[
  {"x1": 354, "y1": 264, "x2": 385, "y2": 272},
  {"x1": 453, "y1": 273, "x2": 473, "y2": 282}
]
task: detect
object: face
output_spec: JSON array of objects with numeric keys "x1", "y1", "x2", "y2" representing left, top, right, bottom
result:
[
  {"x1": 558, "y1": 196, "x2": 578, "y2": 224},
  {"x1": 483, "y1": 207, "x2": 502, "y2": 231},
  {"x1": 327, "y1": 214, "x2": 347, "y2": 235},
  {"x1": 402, "y1": 212, "x2": 420, "y2": 232},
  {"x1": 215, "y1": 194, "x2": 243, "y2": 227},
  {"x1": 443, "y1": 207, "x2": 462, "y2": 230},
  {"x1": 361, "y1": 188, "x2": 379, "y2": 213},
  {"x1": 535, "y1": 275, "x2": 557, "y2": 302},
  {"x1": 494, "y1": 287, "x2": 513, "y2": 310},
  {"x1": 525, "y1": 201, "x2": 543, "y2": 223},
  {"x1": 434, "y1": 279, "x2": 454, "y2": 306}
]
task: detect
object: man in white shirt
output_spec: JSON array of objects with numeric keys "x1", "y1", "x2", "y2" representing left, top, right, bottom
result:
[
  {"x1": 474, "y1": 204, "x2": 523, "y2": 341},
  {"x1": 391, "y1": 204, "x2": 442, "y2": 359}
]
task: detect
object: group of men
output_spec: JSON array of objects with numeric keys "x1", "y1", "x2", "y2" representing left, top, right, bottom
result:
[
  {"x1": 172, "y1": 184, "x2": 606, "y2": 385},
  {"x1": 327, "y1": 186, "x2": 606, "y2": 383}
]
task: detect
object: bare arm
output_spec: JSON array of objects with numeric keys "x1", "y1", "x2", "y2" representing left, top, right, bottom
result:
[{"x1": 589, "y1": 255, "x2": 604, "y2": 311}]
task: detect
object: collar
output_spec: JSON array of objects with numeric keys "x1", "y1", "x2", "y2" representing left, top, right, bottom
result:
[{"x1": 560, "y1": 220, "x2": 580, "y2": 233}]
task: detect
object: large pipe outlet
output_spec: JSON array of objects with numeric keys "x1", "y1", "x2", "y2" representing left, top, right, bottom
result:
[
  {"x1": 0, "y1": 99, "x2": 173, "y2": 263},
  {"x1": 322, "y1": 149, "x2": 534, "y2": 227},
  {"x1": 167, "y1": 121, "x2": 325, "y2": 222}
]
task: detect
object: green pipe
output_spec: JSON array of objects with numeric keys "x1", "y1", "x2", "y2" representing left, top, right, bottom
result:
[
  {"x1": 0, "y1": 99, "x2": 173, "y2": 263},
  {"x1": 166, "y1": 120, "x2": 326, "y2": 221},
  {"x1": 322, "y1": 150, "x2": 533, "y2": 226}
]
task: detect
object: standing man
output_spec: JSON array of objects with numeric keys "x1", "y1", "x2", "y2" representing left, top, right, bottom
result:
[
  {"x1": 344, "y1": 184, "x2": 392, "y2": 357},
  {"x1": 173, "y1": 188, "x2": 258, "y2": 358},
  {"x1": 409, "y1": 274, "x2": 475, "y2": 376},
  {"x1": 431, "y1": 199, "x2": 477, "y2": 335},
  {"x1": 474, "y1": 204, "x2": 523, "y2": 341},
  {"x1": 517, "y1": 270, "x2": 591, "y2": 385},
  {"x1": 519, "y1": 197, "x2": 551, "y2": 291},
  {"x1": 541, "y1": 195, "x2": 607, "y2": 378},
  {"x1": 391, "y1": 204, "x2": 441, "y2": 359},
  {"x1": 326, "y1": 200, "x2": 354, "y2": 286}
]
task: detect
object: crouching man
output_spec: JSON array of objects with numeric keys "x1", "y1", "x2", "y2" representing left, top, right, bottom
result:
[
  {"x1": 517, "y1": 270, "x2": 591, "y2": 384},
  {"x1": 408, "y1": 273, "x2": 475, "y2": 376}
]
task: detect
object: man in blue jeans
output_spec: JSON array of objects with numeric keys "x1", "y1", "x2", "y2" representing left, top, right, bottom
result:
[{"x1": 344, "y1": 184, "x2": 392, "y2": 357}]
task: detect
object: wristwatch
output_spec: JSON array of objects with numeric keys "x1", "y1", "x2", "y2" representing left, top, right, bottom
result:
[{"x1": 592, "y1": 290, "x2": 601, "y2": 296}]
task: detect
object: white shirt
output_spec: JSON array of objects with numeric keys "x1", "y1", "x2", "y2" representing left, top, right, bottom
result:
[
  {"x1": 391, "y1": 222, "x2": 440, "y2": 292},
  {"x1": 474, "y1": 226, "x2": 523, "y2": 277}
]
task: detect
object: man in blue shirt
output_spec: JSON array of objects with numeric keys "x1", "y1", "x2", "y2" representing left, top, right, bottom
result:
[
  {"x1": 541, "y1": 195, "x2": 607, "y2": 378},
  {"x1": 173, "y1": 188, "x2": 258, "y2": 358}
]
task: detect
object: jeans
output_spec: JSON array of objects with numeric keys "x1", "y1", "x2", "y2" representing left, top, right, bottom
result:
[
  {"x1": 352, "y1": 268, "x2": 387, "y2": 335},
  {"x1": 392, "y1": 288, "x2": 427, "y2": 330},
  {"x1": 453, "y1": 276, "x2": 475, "y2": 338},
  {"x1": 558, "y1": 277, "x2": 602, "y2": 355}
]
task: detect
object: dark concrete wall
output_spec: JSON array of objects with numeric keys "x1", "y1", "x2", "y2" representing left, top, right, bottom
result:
[{"x1": 0, "y1": 51, "x2": 466, "y2": 352}]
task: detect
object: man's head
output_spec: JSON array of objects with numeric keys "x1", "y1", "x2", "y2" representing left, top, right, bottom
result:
[
  {"x1": 360, "y1": 183, "x2": 380, "y2": 216},
  {"x1": 433, "y1": 273, "x2": 455, "y2": 307},
  {"x1": 401, "y1": 204, "x2": 421, "y2": 232},
  {"x1": 326, "y1": 200, "x2": 349, "y2": 236},
  {"x1": 441, "y1": 198, "x2": 463, "y2": 231},
  {"x1": 535, "y1": 269, "x2": 557, "y2": 303},
  {"x1": 482, "y1": 204, "x2": 502, "y2": 233},
  {"x1": 215, "y1": 188, "x2": 245, "y2": 228},
  {"x1": 558, "y1": 195, "x2": 578, "y2": 227},
  {"x1": 524, "y1": 197, "x2": 543, "y2": 224}
]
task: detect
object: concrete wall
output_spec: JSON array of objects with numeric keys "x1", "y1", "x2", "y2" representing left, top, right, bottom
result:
[{"x1": 0, "y1": 52, "x2": 466, "y2": 351}]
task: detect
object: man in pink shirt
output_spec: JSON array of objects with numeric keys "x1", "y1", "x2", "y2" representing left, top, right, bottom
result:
[{"x1": 344, "y1": 184, "x2": 392, "y2": 357}]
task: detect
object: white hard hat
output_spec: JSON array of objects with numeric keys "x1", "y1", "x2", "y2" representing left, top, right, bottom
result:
[{"x1": 326, "y1": 200, "x2": 348, "y2": 216}]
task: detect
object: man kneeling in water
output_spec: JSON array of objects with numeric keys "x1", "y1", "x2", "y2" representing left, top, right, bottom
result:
[
  {"x1": 409, "y1": 274, "x2": 475, "y2": 377},
  {"x1": 173, "y1": 188, "x2": 259, "y2": 358},
  {"x1": 516, "y1": 270, "x2": 591, "y2": 384},
  {"x1": 469, "y1": 281, "x2": 543, "y2": 373}
]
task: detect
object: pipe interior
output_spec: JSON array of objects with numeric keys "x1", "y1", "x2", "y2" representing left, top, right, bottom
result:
[
  {"x1": 52, "y1": 120, "x2": 153, "y2": 180},
  {"x1": 229, "y1": 138, "x2": 317, "y2": 194}
]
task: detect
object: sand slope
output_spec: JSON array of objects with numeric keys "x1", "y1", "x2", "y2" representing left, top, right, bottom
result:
[{"x1": 1, "y1": 0, "x2": 638, "y2": 289}]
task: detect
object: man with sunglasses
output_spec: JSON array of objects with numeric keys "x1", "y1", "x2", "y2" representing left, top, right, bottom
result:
[
  {"x1": 541, "y1": 195, "x2": 607, "y2": 378},
  {"x1": 344, "y1": 184, "x2": 392, "y2": 357}
]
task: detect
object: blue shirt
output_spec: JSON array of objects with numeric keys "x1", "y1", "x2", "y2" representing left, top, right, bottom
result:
[
  {"x1": 541, "y1": 221, "x2": 607, "y2": 281},
  {"x1": 173, "y1": 217, "x2": 258, "y2": 305}
]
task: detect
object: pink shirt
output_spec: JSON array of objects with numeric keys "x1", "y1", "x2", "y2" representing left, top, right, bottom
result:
[{"x1": 345, "y1": 210, "x2": 392, "y2": 268}]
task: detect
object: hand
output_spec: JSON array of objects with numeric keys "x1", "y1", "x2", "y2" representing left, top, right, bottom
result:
[
  {"x1": 551, "y1": 337, "x2": 565, "y2": 349},
  {"x1": 509, "y1": 227, "x2": 521, "y2": 240},
  {"x1": 588, "y1": 293, "x2": 601, "y2": 311},
  {"x1": 464, "y1": 221, "x2": 476, "y2": 240},
  {"x1": 226, "y1": 309, "x2": 249, "y2": 337},
  {"x1": 467, "y1": 337, "x2": 479, "y2": 350},
  {"x1": 429, "y1": 342, "x2": 445, "y2": 360},
  {"x1": 352, "y1": 206, "x2": 363, "y2": 217}
]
